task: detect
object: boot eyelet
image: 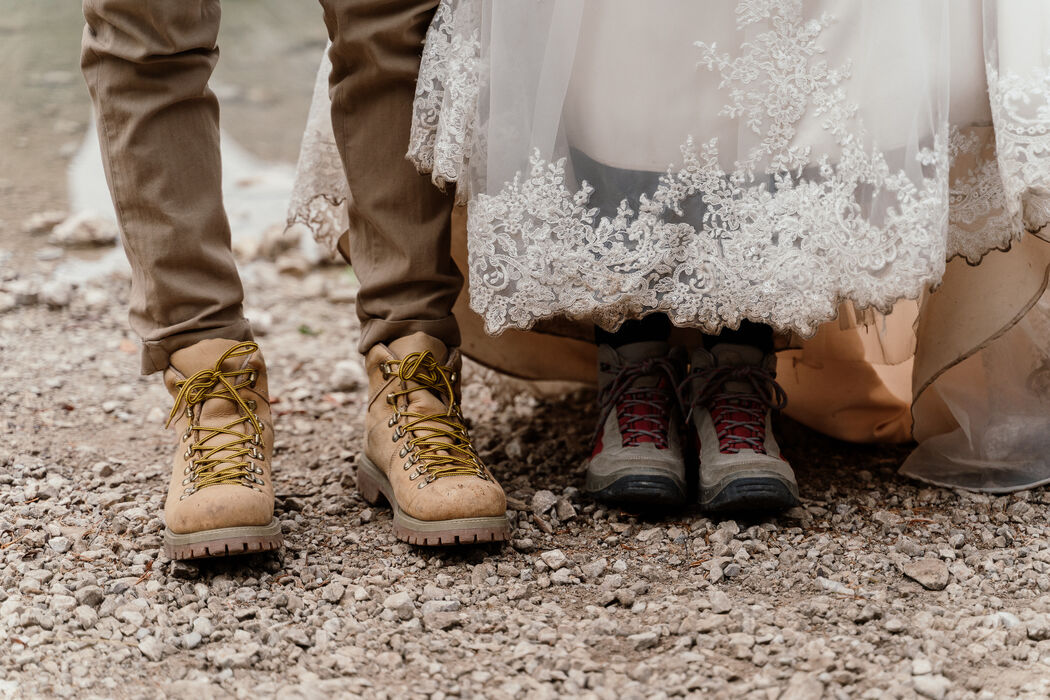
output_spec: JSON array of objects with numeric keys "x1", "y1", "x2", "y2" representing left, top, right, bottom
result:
[
  {"x1": 398, "y1": 446, "x2": 408, "y2": 458},
  {"x1": 403, "y1": 462, "x2": 413, "y2": 471},
  {"x1": 386, "y1": 393, "x2": 396, "y2": 406},
  {"x1": 182, "y1": 429, "x2": 192, "y2": 441},
  {"x1": 183, "y1": 465, "x2": 192, "y2": 475},
  {"x1": 183, "y1": 487, "x2": 196, "y2": 495},
  {"x1": 183, "y1": 448, "x2": 193, "y2": 459},
  {"x1": 409, "y1": 471, "x2": 419, "y2": 481},
  {"x1": 252, "y1": 433, "x2": 261, "y2": 446},
  {"x1": 248, "y1": 370, "x2": 258, "y2": 388},
  {"x1": 409, "y1": 452, "x2": 419, "y2": 464},
  {"x1": 185, "y1": 407, "x2": 194, "y2": 418},
  {"x1": 246, "y1": 399, "x2": 257, "y2": 411}
]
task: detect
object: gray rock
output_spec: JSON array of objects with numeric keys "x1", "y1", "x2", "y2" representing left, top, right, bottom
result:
[
  {"x1": 75, "y1": 586, "x2": 105, "y2": 608},
  {"x1": 138, "y1": 636, "x2": 164, "y2": 662},
  {"x1": 531, "y1": 490, "x2": 558, "y2": 516},
  {"x1": 901, "y1": 558, "x2": 950, "y2": 591},
  {"x1": 628, "y1": 631, "x2": 659, "y2": 651},
  {"x1": 581, "y1": 558, "x2": 608, "y2": 581},
  {"x1": 48, "y1": 212, "x2": 118, "y2": 247},
  {"x1": 540, "y1": 549, "x2": 568, "y2": 571},
  {"x1": 913, "y1": 674, "x2": 952, "y2": 700},
  {"x1": 383, "y1": 591, "x2": 415, "y2": 620},
  {"x1": 780, "y1": 673, "x2": 824, "y2": 700},
  {"x1": 709, "y1": 590, "x2": 733, "y2": 615},
  {"x1": 1027, "y1": 614, "x2": 1050, "y2": 641}
]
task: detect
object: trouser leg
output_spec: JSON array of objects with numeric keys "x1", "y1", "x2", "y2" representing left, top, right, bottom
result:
[
  {"x1": 81, "y1": 0, "x2": 251, "y2": 374},
  {"x1": 320, "y1": 0, "x2": 461, "y2": 354}
]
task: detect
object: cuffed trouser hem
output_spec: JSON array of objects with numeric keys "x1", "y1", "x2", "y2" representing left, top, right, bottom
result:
[
  {"x1": 140, "y1": 318, "x2": 254, "y2": 375},
  {"x1": 358, "y1": 315, "x2": 460, "y2": 356}
]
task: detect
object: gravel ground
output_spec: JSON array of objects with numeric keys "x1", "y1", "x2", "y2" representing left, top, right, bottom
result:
[{"x1": 4, "y1": 241, "x2": 1050, "y2": 700}]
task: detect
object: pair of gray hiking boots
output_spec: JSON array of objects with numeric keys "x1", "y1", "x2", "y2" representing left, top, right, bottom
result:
[{"x1": 585, "y1": 341, "x2": 799, "y2": 514}]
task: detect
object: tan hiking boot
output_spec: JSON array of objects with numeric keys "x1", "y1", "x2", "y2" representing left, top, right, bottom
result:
[
  {"x1": 162, "y1": 339, "x2": 282, "y2": 559},
  {"x1": 359, "y1": 332, "x2": 509, "y2": 546}
]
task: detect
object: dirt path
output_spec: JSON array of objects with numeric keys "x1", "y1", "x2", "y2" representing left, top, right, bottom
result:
[{"x1": 2, "y1": 253, "x2": 1050, "y2": 700}]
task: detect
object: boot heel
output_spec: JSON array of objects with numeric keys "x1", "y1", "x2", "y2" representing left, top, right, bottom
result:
[{"x1": 356, "y1": 458, "x2": 385, "y2": 506}]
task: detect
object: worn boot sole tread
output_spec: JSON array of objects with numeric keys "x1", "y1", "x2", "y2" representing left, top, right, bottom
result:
[
  {"x1": 701, "y1": 475, "x2": 800, "y2": 515},
  {"x1": 357, "y1": 456, "x2": 510, "y2": 546},
  {"x1": 164, "y1": 519, "x2": 283, "y2": 560},
  {"x1": 587, "y1": 473, "x2": 687, "y2": 508}
]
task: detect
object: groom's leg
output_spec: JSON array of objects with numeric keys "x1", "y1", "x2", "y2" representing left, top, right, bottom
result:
[
  {"x1": 81, "y1": 0, "x2": 281, "y2": 560},
  {"x1": 82, "y1": 0, "x2": 252, "y2": 374},
  {"x1": 320, "y1": 0, "x2": 509, "y2": 547},
  {"x1": 320, "y1": 0, "x2": 462, "y2": 353}
]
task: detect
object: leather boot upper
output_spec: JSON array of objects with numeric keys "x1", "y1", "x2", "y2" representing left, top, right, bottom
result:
[{"x1": 163, "y1": 339, "x2": 275, "y2": 534}]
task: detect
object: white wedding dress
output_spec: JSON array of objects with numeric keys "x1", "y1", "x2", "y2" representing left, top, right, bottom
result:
[{"x1": 289, "y1": 0, "x2": 1050, "y2": 492}]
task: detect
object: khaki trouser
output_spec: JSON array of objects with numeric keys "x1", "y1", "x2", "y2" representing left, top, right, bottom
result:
[{"x1": 81, "y1": 0, "x2": 461, "y2": 374}]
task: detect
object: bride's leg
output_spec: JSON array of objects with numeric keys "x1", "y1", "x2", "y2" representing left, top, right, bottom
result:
[{"x1": 686, "y1": 321, "x2": 799, "y2": 515}]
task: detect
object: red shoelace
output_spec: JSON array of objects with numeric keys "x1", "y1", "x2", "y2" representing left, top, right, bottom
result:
[
  {"x1": 681, "y1": 365, "x2": 787, "y2": 454},
  {"x1": 593, "y1": 357, "x2": 679, "y2": 452}
]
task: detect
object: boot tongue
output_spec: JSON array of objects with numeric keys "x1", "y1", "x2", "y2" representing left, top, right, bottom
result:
[
  {"x1": 598, "y1": 341, "x2": 670, "y2": 389},
  {"x1": 389, "y1": 332, "x2": 449, "y2": 365},
  {"x1": 711, "y1": 343, "x2": 766, "y2": 395},
  {"x1": 169, "y1": 340, "x2": 259, "y2": 463},
  {"x1": 389, "y1": 332, "x2": 453, "y2": 410}
]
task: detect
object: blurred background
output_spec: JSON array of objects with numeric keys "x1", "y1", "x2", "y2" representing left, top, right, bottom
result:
[{"x1": 0, "y1": 0, "x2": 330, "y2": 277}]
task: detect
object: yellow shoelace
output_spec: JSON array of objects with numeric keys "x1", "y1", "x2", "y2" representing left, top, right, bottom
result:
[
  {"x1": 384, "y1": 351, "x2": 487, "y2": 488},
  {"x1": 165, "y1": 342, "x2": 266, "y2": 499}
]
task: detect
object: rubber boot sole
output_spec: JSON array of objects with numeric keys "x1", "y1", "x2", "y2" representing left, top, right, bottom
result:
[
  {"x1": 586, "y1": 471, "x2": 687, "y2": 509},
  {"x1": 700, "y1": 474, "x2": 799, "y2": 515},
  {"x1": 357, "y1": 456, "x2": 510, "y2": 546},
  {"x1": 164, "y1": 519, "x2": 283, "y2": 560}
]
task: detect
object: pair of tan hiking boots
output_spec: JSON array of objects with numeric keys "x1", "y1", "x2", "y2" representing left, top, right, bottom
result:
[{"x1": 162, "y1": 333, "x2": 509, "y2": 561}]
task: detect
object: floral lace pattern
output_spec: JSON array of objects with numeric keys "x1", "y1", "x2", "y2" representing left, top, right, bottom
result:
[
  {"x1": 986, "y1": 49, "x2": 1050, "y2": 238},
  {"x1": 407, "y1": 0, "x2": 482, "y2": 200},
  {"x1": 466, "y1": 1, "x2": 948, "y2": 336},
  {"x1": 288, "y1": 0, "x2": 1050, "y2": 341}
]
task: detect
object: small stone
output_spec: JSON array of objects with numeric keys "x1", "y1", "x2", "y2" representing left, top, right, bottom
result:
[
  {"x1": 723, "y1": 563, "x2": 741, "y2": 578},
  {"x1": 1027, "y1": 614, "x2": 1050, "y2": 641},
  {"x1": 884, "y1": 618, "x2": 905, "y2": 634},
  {"x1": 912, "y1": 658, "x2": 933, "y2": 676},
  {"x1": 40, "y1": 281, "x2": 73, "y2": 309},
  {"x1": 284, "y1": 627, "x2": 312, "y2": 648},
  {"x1": 709, "y1": 590, "x2": 732, "y2": 615},
  {"x1": 321, "y1": 583, "x2": 345, "y2": 604},
  {"x1": 138, "y1": 636, "x2": 164, "y2": 662},
  {"x1": 383, "y1": 591, "x2": 415, "y2": 620},
  {"x1": 581, "y1": 558, "x2": 608, "y2": 581},
  {"x1": 780, "y1": 673, "x2": 824, "y2": 700},
  {"x1": 47, "y1": 536, "x2": 72, "y2": 553},
  {"x1": 913, "y1": 674, "x2": 952, "y2": 700},
  {"x1": 48, "y1": 212, "x2": 118, "y2": 247},
  {"x1": 171, "y1": 561, "x2": 200, "y2": 580},
  {"x1": 628, "y1": 631, "x2": 659, "y2": 651},
  {"x1": 330, "y1": 360, "x2": 366, "y2": 392},
  {"x1": 531, "y1": 490, "x2": 558, "y2": 516},
  {"x1": 48, "y1": 595, "x2": 77, "y2": 613},
  {"x1": 901, "y1": 558, "x2": 950, "y2": 591},
  {"x1": 550, "y1": 568, "x2": 573, "y2": 585},
  {"x1": 421, "y1": 612, "x2": 461, "y2": 631},
  {"x1": 421, "y1": 600, "x2": 460, "y2": 615},
  {"x1": 540, "y1": 549, "x2": 568, "y2": 571},
  {"x1": 182, "y1": 631, "x2": 202, "y2": 649},
  {"x1": 554, "y1": 498, "x2": 577, "y2": 521},
  {"x1": 192, "y1": 617, "x2": 214, "y2": 638},
  {"x1": 74, "y1": 605, "x2": 97, "y2": 629}
]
